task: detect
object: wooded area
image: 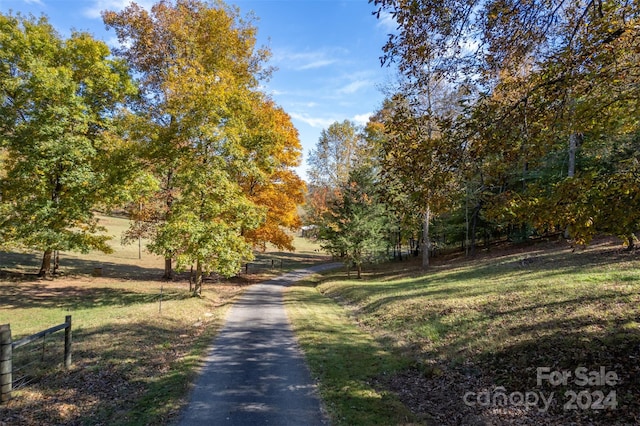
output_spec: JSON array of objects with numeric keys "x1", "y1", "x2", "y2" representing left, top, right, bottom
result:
[
  {"x1": 1, "y1": 1, "x2": 638, "y2": 423},
  {"x1": 306, "y1": 0, "x2": 639, "y2": 271}
]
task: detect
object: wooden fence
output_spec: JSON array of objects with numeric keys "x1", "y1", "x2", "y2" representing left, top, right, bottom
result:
[
  {"x1": 243, "y1": 259, "x2": 284, "y2": 274},
  {"x1": 0, "y1": 315, "x2": 72, "y2": 403}
]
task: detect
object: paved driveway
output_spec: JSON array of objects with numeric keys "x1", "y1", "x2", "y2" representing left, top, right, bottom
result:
[{"x1": 178, "y1": 263, "x2": 340, "y2": 425}]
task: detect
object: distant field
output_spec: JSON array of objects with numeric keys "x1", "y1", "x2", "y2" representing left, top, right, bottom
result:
[
  {"x1": 286, "y1": 237, "x2": 640, "y2": 425},
  {"x1": 0, "y1": 214, "x2": 326, "y2": 279},
  {"x1": 0, "y1": 214, "x2": 164, "y2": 279},
  {"x1": 0, "y1": 215, "x2": 328, "y2": 425}
]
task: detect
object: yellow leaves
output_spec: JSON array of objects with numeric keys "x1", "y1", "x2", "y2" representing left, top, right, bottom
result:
[
  {"x1": 224, "y1": 92, "x2": 305, "y2": 251},
  {"x1": 103, "y1": 1, "x2": 306, "y2": 263}
]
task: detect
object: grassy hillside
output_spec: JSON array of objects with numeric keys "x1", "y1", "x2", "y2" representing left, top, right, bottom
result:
[
  {"x1": 286, "y1": 237, "x2": 640, "y2": 425},
  {"x1": 0, "y1": 214, "x2": 164, "y2": 279},
  {"x1": 0, "y1": 277, "x2": 240, "y2": 425}
]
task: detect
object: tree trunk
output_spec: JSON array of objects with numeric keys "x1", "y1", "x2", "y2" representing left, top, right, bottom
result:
[
  {"x1": 38, "y1": 250, "x2": 53, "y2": 277},
  {"x1": 193, "y1": 260, "x2": 203, "y2": 295},
  {"x1": 163, "y1": 256, "x2": 173, "y2": 280},
  {"x1": 565, "y1": 132, "x2": 582, "y2": 239},
  {"x1": 189, "y1": 265, "x2": 194, "y2": 292},
  {"x1": 422, "y1": 206, "x2": 430, "y2": 269},
  {"x1": 53, "y1": 251, "x2": 60, "y2": 275},
  {"x1": 568, "y1": 132, "x2": 580, "y2": 179},
  {"x1": 626, "y1": 234, "x2": 635, "y2": 251},
  {"x1": 465, "y1": 187, "x2": 469, "y2": 256},
  {"x1": 163, "y1": 168, "x2": 175, "y2": 280},
  {"x1": 470, "y1": 202, "x2": 481, "y2": 256},
  {"x1": 356, "y1": 263, "x2": 362, "y2": 279}
]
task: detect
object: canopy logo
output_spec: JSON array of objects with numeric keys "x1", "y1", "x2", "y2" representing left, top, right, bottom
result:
[{"x1": 463, "y1": 366, "x2": 618, "y2": 412}]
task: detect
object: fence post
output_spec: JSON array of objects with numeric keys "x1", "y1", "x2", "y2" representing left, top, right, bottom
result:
[
  {"x1": 64, "y1": 316, "x2": 72, "y2": 369},
  {"x1": 1, "y1": 324, "x2": 12, "y2": 403}
]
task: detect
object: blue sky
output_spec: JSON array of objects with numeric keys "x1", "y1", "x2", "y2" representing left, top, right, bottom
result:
[{"x1": 0, "y1": 0, "x2": 397, "y2": 180}]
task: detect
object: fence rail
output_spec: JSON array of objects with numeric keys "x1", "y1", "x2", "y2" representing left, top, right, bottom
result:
[
  {"x1": 0, "y1": 315, "x2": 72, "y2": 404},
  {"x1": 242, "y1": 259, "x2": 284, "y2": 274}
]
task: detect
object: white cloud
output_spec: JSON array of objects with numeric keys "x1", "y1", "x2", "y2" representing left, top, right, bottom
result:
[
  {"x1": 289, "y1": 112, "x2": 335, "y2": 129},
  {"x1": 23, "y1": 0, "x2": 44, "y2": 5},
  {"x1": 338, "y1": 79, "x2": 371, "y2": 95},
  {"x1": 272, "y1": 48, "x2": 341, "y2": 71},
  {"x1": 287, "y1": 101, "x2": 318, "y2": 108},
  {"x1": 297, "y1": 59, "x2": 337, "y2": 71},
  {"x1": 83, "y1": 0, "x2": 154, "y2": 19},
  {"x1": 352, "y1": 113, "x2": 372, "y2": 126}
]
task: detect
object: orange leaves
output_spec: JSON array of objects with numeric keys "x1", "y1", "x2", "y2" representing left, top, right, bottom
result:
[
  {"x1": 238, "y1": 97, "x2": 305, "y2": 251},
  {"x1": 244, "y1": 170, "x2": 305, "y2": 250}
]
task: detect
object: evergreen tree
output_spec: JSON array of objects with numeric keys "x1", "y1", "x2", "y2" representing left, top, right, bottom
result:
[{"x1": 318, "y1": 166, "x2": 389, "y2": 279}]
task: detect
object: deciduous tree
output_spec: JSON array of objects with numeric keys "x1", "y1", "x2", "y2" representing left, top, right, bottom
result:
[
  {"x1": 378, "y1": 87, "x2": 463, "y2": 267},
  {"x1": 0, "y1": 12, "x2": 136, "y2": 276},
  {"x1": 105, "y1": 0, "x2": 303, "y2": 287},
  {"x1": 237, "y1": 97, "x2": 305, "y2": 251},
  {"x1": 372, "y1": 0, "x2": 640, "y2": 249},
  {"x1": 306, "y1": 119, "x2": 368, "y2": 231}
]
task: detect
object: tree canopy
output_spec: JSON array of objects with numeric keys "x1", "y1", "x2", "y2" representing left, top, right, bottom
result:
[
  {"x1": 0, "y1": 1, "x2": 306, "y2": 282},
  {"x1": 294, "y1": 0, "x2": 640, "y2": 271},
  {"x1": 362, "y1": 0, "x2": 640, "y2": 261},
  {"x1": 305, "y1": 120, "x2": 369, "y2": 235},
  {"x1": 0, "y1": 12, "x2": 136, "y2": 276},
  {"x1": 317, "y1": 165, "x2": 389, "y2": 278},
  {"x1": 103, "y1": 0, "x2": 304, "y2": 287}
]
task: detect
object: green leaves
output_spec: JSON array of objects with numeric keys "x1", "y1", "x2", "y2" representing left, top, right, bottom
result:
[
  {"x1": 307, "y1": 120, "x2": 367, "y2": 190},
  {"x1": 371, "y1": 0, "x2": 640, "y2": 250},
  {"x1": 0, "y1": 3, "x2": 303, "y2": 280},
  {"x1": 105, "y1": 1, "x2": 302, "y2": 280},
  {"x1": 0, "y1": 12, "x2": 135, "y2": 273},
  {"x1": 318, "y1": 166, "x2": 390, "y2": 278}
]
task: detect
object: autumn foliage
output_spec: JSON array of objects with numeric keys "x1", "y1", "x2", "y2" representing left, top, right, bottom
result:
[
  {"x1": 366, "y1": 0, "x2": 640, "y2": 254},
  {"x1": 0, "y1": 1, "x2": 306, "y2": 283}
]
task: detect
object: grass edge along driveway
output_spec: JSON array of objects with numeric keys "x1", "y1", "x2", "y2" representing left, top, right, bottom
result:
[{"x1": 285, "y1": 273, "x2": 422, "y2": 426}]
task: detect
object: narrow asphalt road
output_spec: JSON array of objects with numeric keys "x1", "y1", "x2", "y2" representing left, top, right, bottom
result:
[{"x1": 178, "y1": 263, "x2": 341, "y2": 426}]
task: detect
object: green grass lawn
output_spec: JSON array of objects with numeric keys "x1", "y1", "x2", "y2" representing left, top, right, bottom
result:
[
  {"x1": 286, "y1": 276, "x2": 418, "y2": 425},
  {"x1": 4, "y1": 214, "x2": 637, "y2": 425},
  {"x1": 286, "y1": 238, "x2": 640, "y2": 425}
]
